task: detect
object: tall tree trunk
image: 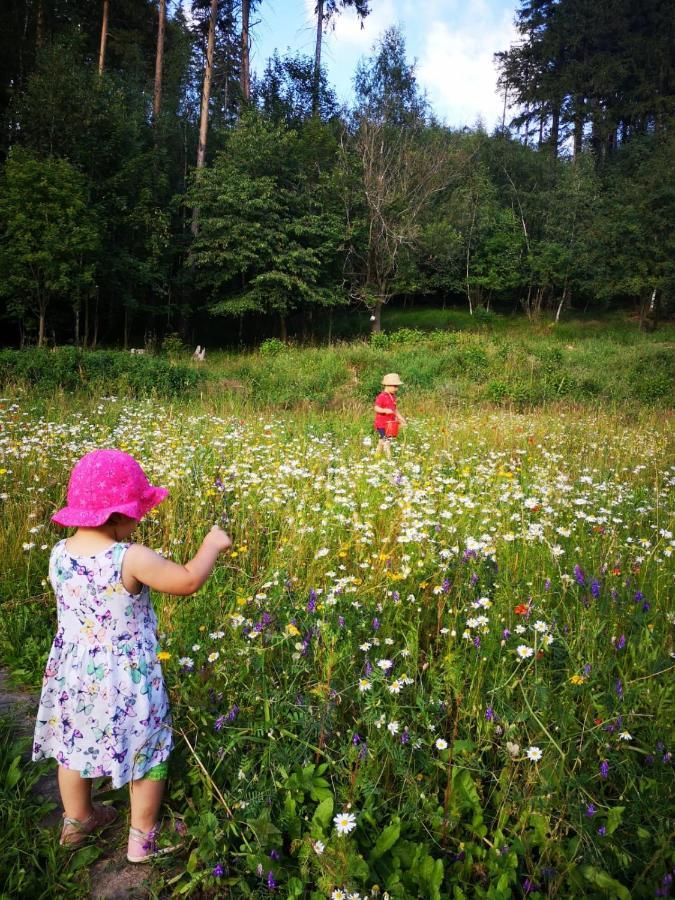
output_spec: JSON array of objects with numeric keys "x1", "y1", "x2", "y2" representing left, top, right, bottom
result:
[
  {"x1": 279, "y1": 312, "x2": 287, "y2": 342},
  {"x1": 573, "y1": 96, "x2": 584, "y2": 158},
  {"x1": 241, "y1": 0, "x2": 251, "y2": 104},
  {"x1": 312, "y1": 0, "x2": 324, "y2": 116},
  {"x1": 36, "y1": 0, "x2": 45, "y2": 50},
  {"x1": 74, "y1": 302, "x2": 80, "y2": 347},
  {"x1": 92, "y1": 291, "x2": 99, "y2": 350},
  {"x1": 84, "y1": 295, "x2": 89, "y2": 348},
  {"x1": 123, "y1": 307, "x2": 129, "y2": 350},
  {"x1": 550, "y1": 105, "x2": 559, "y2": 156},
  {"x1": 38, "y1": 302, "x2": 46, "y2": 348},
  {"x1": 98, "y1": 0, "x2": 109, "y2": 75},
  {"x1": 371, "y1": 300, "x2": 382, "y2": 333},
  {"x1": 153, "y1": 0, "x2": 166, "y2": 123},
  {"x1": 192, "y1": 0, "x2": 218, "y2": 237}
]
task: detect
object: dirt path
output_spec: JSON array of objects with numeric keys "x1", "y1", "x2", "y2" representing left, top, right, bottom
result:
[{"x1": 0, "y1": 670, "x2": 154, "y2": 899}]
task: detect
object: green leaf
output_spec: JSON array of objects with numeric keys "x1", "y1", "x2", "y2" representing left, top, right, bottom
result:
[
  {"x1": 5, "y1": 756, "x2": 22, "y2": 790},
  {"x1": 579, "y1": 865, "x2": 631, "y2": 899},
  {"x1": 311, "y1": 796, "x2": 334, "y2": 832},
  {"x1": 370, "y1": 818, "x2": 401, "y2": 861},
  {"x1": 67, "y1": 845, "x2": 101, "y2": 871},
  {"x1": 605, "y1": 806, "x2": 625, "y2": 835}
]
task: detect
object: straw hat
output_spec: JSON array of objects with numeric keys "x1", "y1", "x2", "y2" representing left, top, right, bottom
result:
[{"x1": 382, "y1": 373, "x2": 403, "y2": 386}]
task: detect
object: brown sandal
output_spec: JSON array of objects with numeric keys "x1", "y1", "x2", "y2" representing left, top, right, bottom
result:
[{"x1": 59, "y1": 804, "x2": 118, "y2": 847}]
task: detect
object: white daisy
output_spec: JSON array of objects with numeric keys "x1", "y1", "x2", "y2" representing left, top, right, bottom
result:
[
  {"x1": 526, "y1": 745, "x2": 543, "y2": 761},
  {"x1": 333, "y1": 812, "x2": 357, "y2": 835}
]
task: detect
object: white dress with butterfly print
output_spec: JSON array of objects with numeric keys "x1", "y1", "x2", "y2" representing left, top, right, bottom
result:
[{"x1": 33, "y1": 540, "x2": 172, "y2": 787}]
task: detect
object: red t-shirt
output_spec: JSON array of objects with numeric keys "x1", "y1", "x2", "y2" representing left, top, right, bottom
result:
[{"x1": 374, "y1": 391, "x2": 396, "y2": 429}]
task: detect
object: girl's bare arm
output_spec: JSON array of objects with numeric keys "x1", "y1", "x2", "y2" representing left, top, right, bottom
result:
[{"x1": 122, "y1": 527, "x2": 232, "y2": 596}]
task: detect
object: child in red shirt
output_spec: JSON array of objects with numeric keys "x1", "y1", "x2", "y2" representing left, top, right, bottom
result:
[{"x1": 374, "y1": 373, "x2": 406, "y2": 457}]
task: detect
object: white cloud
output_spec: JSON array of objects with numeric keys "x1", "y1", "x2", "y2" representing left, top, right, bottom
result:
[
  {"x1": 304, "y1": 0, "x2": 399, "y2": 51},
  {"x1": 417, "y1": 3, "x2": 518, "y2": 128}
]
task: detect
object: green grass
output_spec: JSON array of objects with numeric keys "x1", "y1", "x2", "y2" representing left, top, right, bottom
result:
[{"x1": 1, "y1": 385, "x2": 673, "y2": 897}]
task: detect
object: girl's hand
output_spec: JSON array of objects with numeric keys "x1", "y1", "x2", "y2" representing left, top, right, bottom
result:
[{"x1": 204, "y1": 525, "x2": 233, "y2": 554}]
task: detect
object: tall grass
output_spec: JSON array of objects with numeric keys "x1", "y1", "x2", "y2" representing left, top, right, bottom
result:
[{"x1": 1, "y1": 387, "x2": 673, "y2": 897}]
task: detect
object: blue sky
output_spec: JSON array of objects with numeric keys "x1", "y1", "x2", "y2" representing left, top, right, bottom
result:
[{"x1": 250, "y1": 0, "x2": 520, "y2": 128}]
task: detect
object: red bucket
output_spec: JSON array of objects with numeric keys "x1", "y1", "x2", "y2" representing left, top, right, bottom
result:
[{"x1": 385, "y1": 419, "x2": 399, "y2": 438}]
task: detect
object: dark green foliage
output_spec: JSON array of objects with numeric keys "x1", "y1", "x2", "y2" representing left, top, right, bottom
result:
[
  {"x1": 0, "y1": 349, "x2": 205, "y2": 397},
  {"x1": 0, "y1": 2, "x2": 672, "y2": 347}
]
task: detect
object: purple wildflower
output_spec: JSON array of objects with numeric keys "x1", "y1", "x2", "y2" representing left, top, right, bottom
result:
[
  {"x1": 401, "y1": 729, "x2": 410, "y2": 745},
  {"x1": 442, "y1": 578, "x2": 451, "y2": 593},
  {"x1": 359, "y1": 742, "x2": 368, "y2": 759},
  {"x1": 544, "y1": 578, "x2": 551, "y2": 591},
  {"x1": 227, "y1": 704, "x2": 239, "y2": 722},
  {"x1": 615, "y1": 634, "x2": 626, "y2": 651},
  {"x1": 502, "y1": 628, "x2": 511, "y2": 640},
  {"x1": 642, "y1": 602, "x2": 651, "y2": 612},
  {"x1": 364, "y1": 660, "x2": 373, "y2": 676},
  {"x1": 597, "y1": 826, "x2": 606, "y2": 837},
  {"x1": 392, "y1": 591, "x2": 400, "y2": 602},
  {"x1": 523, "y1": 878, "x2": 539, "y2": 893},
  {"x1": 214, "y1": 715, "x2": 225, "y2": 732},
  {"x1": 212, "y1": 863, "x2": 224, "y2": 877},
  {"x1": 586, "y1": 804, "x2": 596, "y2": 817},
  {"x1": 485, "y1": 707, "x2": 495, "y2": 722},
  {"x1": 600, "y1": 760, "x2": 609, "y2": 779},
  {"x1": 338, "y1": 616, "x2": 345, "y2": 628},
  {"x1": 352, "y1": 732, "x2": 362, "y2": 745},
  {"x1": 267, "y1": 871, "x2": 277, "y2": 890},
  {"x1": 574, "y1": 564, "x2": 586, "y2": 586},
  {"x1": 616, "y1": 679, "x2": 623, "y2": 699},
  {"x1": 473, "y1": 636, "x2": 481, "y2": 649},
  {"x1": 633, "y1": 591, "x2": 644, "y2": 604},
  {"x1": 583, "y1": 663, "x2": 592, "y2": 676},
  {"x1": 470, "y1": 573, "x2": 478, "y2": 587},
  {"x1": 174, "y1": 820, "x2": 187, "y2": 835},
  {"x1": 644, "y1": 754, "x2": 655, "y2": 766},
  {"x1": 591, "y1": 580, "x2": 601, "y2": 598},
  {"x1": 610, "y1": 589, "x2": 618, "y2": 601},
  {"x1": 372, "y1": 617, "x2": 380, "y2": 630},
  {"x1": 269, "y1": 849, "x2": 281, "y2": 861}
]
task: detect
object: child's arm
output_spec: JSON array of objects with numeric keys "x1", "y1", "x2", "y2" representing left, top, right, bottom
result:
[
  {"x1": 123, "y1": 526, "x2": 232, "y2": 596},
  {"x1": 374, "y1": 404, "x2": 395, "y2": 415}
]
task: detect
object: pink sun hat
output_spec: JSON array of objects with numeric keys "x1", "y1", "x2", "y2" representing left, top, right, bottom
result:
[{"x1": 52, "y1": 449, "x2": 168, "y2": 527}]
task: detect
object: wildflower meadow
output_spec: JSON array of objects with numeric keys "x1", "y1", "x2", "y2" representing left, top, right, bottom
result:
[{"x1": 0, "y1": 353, "x2": 673, "y2": 898}]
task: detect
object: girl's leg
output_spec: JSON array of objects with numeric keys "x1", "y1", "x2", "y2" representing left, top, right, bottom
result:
[
  {"x1": 58, "y1": 766, "x2": 94, "y2": 820},
  {"x1": 129, "y1": 777, "x2": 165, "y2": 832}
]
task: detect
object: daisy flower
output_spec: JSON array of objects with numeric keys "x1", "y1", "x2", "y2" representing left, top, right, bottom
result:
[
  {"x1": 517, "y1": 645, "x2": 534, "y2": 659},
  {"x1": 333, "y1": 812, "x2": 357, "y2": 835},
  {"x1": 358, "y1": 678, "x2": 372, "y2": 692},
  {"x1": 435, "y1": 738, "x2": 448, "y2": 750},
  {"x1": 526, "y1": 746, "x2": 543, "y2": 761}
]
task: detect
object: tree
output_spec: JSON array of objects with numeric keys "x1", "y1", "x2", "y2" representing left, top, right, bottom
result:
[
  {"x1": 153, "y1": 0, "x2": 167, "y2": 122},
  {"x1": 255, "y1": 51, "x2": 339, "y2": 126},
  {"x1": 312, "y1": 0, "x2": 369, "y2": 115},
  {"x1": 344, "y1": 28, "x2": 446, "y2": 331},
  {"x1": 189, "y1": 114, "x2": 344, "y2": 338},
  {"x1": 98, "y1": 0, "x2": 110, "y2": 75},
  {"x1": 0, "y1": 150, "x2": 99, "y2": 346}
]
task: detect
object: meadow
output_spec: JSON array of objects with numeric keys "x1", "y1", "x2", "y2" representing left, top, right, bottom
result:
[{"x1": 0, "y1": 317, "x2": 673, "y2": 898}]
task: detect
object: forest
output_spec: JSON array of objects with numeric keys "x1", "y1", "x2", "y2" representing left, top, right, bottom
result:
[{"x1": 0, "y1": 0, "x2": 673, "y2": 348}]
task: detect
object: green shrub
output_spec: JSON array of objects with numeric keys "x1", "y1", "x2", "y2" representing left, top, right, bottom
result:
[
  {"x1": 161, "y1": 332, "x2": 186, "y2": 359},
  {"x1": 0, "y1": 349, "x2": 205, "y2": 397},
  {"x1": 369, "y1": 332, "x2": 391, "y2": 349},
  {"x1": 388, "y1": 328, "x2": 426, "y2": 346},
  {"x1": 259, "y1": 338, "x2": 287, "y2": 357}
]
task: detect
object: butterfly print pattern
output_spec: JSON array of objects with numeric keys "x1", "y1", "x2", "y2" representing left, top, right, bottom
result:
[{"x1": 32, "y1": 541, "x2": 172, "y2": 787}]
